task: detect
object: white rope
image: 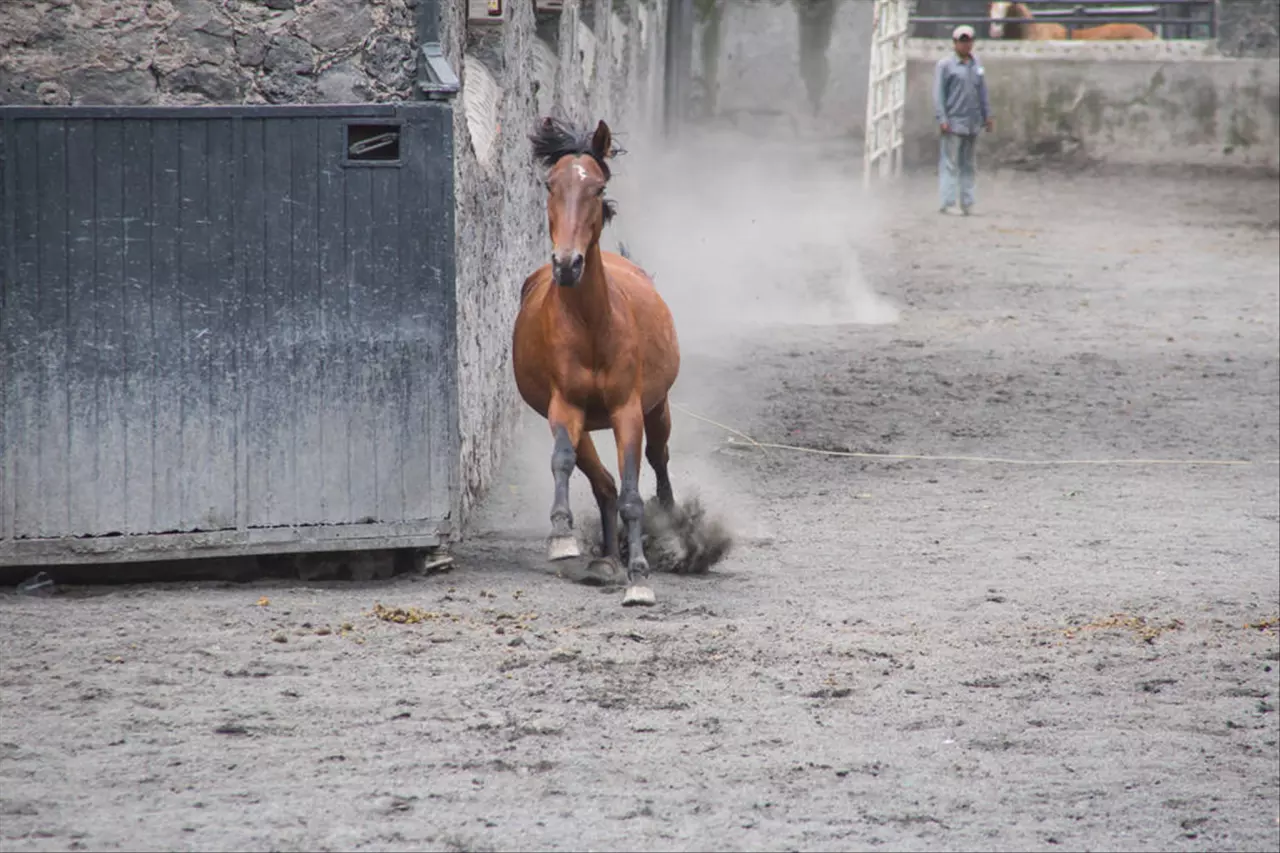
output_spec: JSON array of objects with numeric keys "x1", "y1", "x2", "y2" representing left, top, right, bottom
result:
[{"x1": 671, "y1": 402, "x2": 1279, "y2": 468}]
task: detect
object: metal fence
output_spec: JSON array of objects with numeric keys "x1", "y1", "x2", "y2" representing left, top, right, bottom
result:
[
  {"x1": 0, "y1": 103, "x2": 460, "y2": 567},
  {"x1": 910, "y1": 0, "x2": 1218, "y2": 40}
]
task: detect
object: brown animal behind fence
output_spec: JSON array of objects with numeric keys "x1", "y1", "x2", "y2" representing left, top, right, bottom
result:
[{"x1": 988, "y1": 1, "x2": 1158, "y2": 40}]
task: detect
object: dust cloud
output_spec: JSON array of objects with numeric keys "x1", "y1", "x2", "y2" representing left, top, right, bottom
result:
[
  {"x1": 590, "y1": 124, "x2": 899, "y2": 560},
  {"x1": 604, "y1": 126, "x2": 901, "y2": 352}
]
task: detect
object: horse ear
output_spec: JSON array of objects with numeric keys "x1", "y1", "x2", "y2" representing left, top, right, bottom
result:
[{"x1": 591, "y1": 120, "x2": 613, "y2": 160}]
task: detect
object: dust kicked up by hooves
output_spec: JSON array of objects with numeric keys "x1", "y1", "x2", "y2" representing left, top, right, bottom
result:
[{"x1": 578, "y1": 494, "x2": 735, "y2": 576}]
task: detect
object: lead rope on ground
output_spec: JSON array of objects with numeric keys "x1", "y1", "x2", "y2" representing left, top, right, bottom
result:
[{"x1": 670, "y1": 402, "x2": 1280, "y2": 468}]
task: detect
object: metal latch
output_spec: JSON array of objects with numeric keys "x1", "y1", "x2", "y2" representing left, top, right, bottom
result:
[{"x1": 349, "y1": 131, "x2": 400, "y2": 158}]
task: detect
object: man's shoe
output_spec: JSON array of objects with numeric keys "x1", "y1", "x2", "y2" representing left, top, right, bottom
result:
[{"x1": 961, "y1": 205, "x2": 972, "y2": 216}]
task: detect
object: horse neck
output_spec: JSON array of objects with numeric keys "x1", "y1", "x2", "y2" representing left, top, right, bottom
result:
[
  {"x1": 1012, "y1": 3, "x2": 1064, "y2": 39},
  {"x1": 555, "y1": 241, "x2": 611, "y2": 329},
  {"x1": 1005, "y1": 3, "x2": 1030, "y2": 38}
]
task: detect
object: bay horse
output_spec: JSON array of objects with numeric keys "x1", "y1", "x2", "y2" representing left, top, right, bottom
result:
[
  {"x1": 512, "y1": 115, "x2": 681, "y2": 608},
  {"x1": 988, "y1": 1, "x2": 1157, "y2": 40}
]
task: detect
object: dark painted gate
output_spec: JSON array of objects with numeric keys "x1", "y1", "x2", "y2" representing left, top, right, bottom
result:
[{"x1": 0, "y1": 103, "x2": 459, "y2": 566}]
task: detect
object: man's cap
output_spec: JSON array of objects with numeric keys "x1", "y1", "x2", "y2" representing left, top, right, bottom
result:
[{"x1": 952, "y1": 24, "x2": 975, "y2": 40}]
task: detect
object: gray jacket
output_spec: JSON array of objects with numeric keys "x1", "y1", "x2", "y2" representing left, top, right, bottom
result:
[{"x1": 933, "y1": 54, "x2": 991, "y2": 136}]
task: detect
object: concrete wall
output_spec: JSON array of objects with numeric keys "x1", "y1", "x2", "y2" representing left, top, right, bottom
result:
[
  {"x1": 905, "y1": 41, "x2": 1280, "y2": 173},
  {"x1": 0, "y1": 0, "x2": 420, "y2": 105},
  {"x1": 691, "y1": 0, "x2": 873, "y2": 139},
  {"x1": 439, "y1": 0, "x2": 669, "y2": 529},
  {"x1": 1214, "y1": 0, "x2": 1279, "y2": 58}
]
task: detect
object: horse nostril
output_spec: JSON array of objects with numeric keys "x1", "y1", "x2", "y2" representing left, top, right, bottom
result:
[{"x1": 551, "y1": 252, "x2": 584, "y2": 286}]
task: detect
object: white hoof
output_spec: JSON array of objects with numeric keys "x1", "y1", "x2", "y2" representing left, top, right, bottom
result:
[
  {"x1": 622, "y1": 585, "x2": 656, "y2": 607},
  {"x1": 547, "y1": 536, "x2": 581, "y2": 561}
]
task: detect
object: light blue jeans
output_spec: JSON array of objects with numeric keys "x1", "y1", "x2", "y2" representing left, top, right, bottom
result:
[{"x1": 939, "y1": 132, "x2": 978, "y2": 210}]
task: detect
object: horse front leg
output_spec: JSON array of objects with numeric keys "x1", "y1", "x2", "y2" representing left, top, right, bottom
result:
[
  {"x1": 547, "y1": 395, "x2": 585, "y2": 561},
  {"x1": 611, "y1": 401, "x2": 656, "y2": 607}
]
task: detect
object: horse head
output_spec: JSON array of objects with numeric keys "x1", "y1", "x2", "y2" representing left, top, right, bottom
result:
[
  {"x1": 988, "y1": 1, "x2": 1012, "y2": 38},
  {"x1": 529, "y1": 115, "x2": 620, "y2": 287}
]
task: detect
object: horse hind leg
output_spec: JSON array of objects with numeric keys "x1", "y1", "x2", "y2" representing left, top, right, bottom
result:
[
  {"x1": 578, "y1": 435, "x2": 620, "y2": 556},
  {"x1": 644, "y1": 397, "x2": 675, "y2": 511},
  {"x1": 546, "y1": 398, "x2": 585, "y2": 561},
  {"x1": 575, "y1": 432, "x2": 627, "y2": 585},
  {"x1": 611, "y1": 401, "x2": 656, "y2": 607}
]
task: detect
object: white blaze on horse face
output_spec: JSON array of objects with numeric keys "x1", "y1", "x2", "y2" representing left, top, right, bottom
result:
[
  {"x1": 572, "y1": 163, "x2": 590, "y2": 182},
  {"x1": 989, "y1": 1, "x2": 1008, "y2": 37}
]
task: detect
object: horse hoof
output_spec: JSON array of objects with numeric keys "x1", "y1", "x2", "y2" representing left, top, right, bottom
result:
[
  {"x1": 587, "y1": 558, "x2": 626, "y2": 586},
  {"x1": 622, "y1": 585, "x2": 656, "y2": 607},
  {"x1": 547, "y1": 536, "x2": 581, "y2": 561},
  {"x1": 562, "y1": 558, "x2": 624, "y2": 587}
]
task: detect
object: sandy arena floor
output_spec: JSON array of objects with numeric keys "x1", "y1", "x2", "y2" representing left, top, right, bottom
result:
[{"x1": 2, "y1": 149, "x2": 1278, "y2": 852}]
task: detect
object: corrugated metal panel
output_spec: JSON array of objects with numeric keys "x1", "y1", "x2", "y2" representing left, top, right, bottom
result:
[{"x1": 0, "y1": 104, "x2": 458, "y2": 565}]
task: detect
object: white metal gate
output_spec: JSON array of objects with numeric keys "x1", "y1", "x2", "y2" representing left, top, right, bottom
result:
[{"x1": 863, "y1": 0, "x2": 912, "y2": 184}]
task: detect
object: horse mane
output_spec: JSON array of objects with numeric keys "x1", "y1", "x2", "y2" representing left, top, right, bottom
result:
[
  {"x1": 528, "y1": 114, "x2": 623, "y2": 223},
  {"x1": 529, "y1": 115, "x2": 622, "y2": 178}
]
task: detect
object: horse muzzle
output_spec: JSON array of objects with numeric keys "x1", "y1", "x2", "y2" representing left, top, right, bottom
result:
[{"x1": 552, "y1": 252, "x2": 585, "y2": 287}]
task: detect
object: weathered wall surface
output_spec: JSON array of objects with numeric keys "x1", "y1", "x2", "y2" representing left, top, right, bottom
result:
[
  {"x1": 1, "y1": 0, "x2": 670, "y2": 536},
  {"x1": 1216, "y1": 0, "x2": 1279, "y2": 58},
  {"x1": 440, "y1": 0, "x2": 669, "y2": 529},
  {"x1": 0, "y1": 0, "x2": 420, "y2": 105},
  {"x1": 691, "y1": 0, "x2": 873, "y2": 139},
  {"x1": 905, "y1": 42, "x2": 1280, "y2": 173}
]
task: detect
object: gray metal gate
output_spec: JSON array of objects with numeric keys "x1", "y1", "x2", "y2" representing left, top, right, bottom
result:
[{"x1": 0, "y1": 103, "x2": 459, "y2": 566}]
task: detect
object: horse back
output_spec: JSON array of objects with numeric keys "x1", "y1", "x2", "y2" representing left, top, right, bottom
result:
[
  {"x1": 1075, "y1": 22, "x2": 1156, "y2": 39},
  {"x1": 601, "y1": 250, "x2": 659, "y2": 293}
]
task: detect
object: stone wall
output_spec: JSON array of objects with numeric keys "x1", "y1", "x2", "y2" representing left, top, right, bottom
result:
[
  {"x1": 1, "y1": 0, "x2": 672, "y2": 536},
  {"x1": 904, "y1": 41, "x2": 1280, "y2": 173},
  {"x1": 440, "y1": 0, "x2": 669, "y2": 530},
  {"x1": 0, "y1": 0, "x2": 420, "y2": 105}
]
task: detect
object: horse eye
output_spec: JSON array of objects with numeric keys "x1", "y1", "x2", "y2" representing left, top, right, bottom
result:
[{"x1": 594, "y1": 187, "x2": 606, "y2": 197}]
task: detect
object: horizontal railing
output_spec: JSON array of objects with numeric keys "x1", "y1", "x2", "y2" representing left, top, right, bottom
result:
[{"x1": 910, "y1": 0, "x2": 1217, "y2": 39}]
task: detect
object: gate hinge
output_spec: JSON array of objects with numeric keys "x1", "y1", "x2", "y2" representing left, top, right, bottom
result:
[{"x1": 419, "y1": 43, "x2": 461, "y2": 100}]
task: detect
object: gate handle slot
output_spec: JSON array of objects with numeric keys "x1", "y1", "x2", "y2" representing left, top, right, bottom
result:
[{"x1": 349, "y1": 131, "x2": 400, "y2": 158}]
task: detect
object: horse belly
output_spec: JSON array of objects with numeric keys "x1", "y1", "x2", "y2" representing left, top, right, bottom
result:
[
  {"x1": 513, "y1": 361, "x2": 551, "y2": 420},
  {"x1": 639, "y1": 319, "x2": 680, "y2": 411},
  {"x1": 1076, "y1": 22, "x2": 1155, "y2": 39},
  {"x1": 584, "y1": 410, "x2": 614, "y2": 432},
  {"x1": 623, "y1": 280, "x2": 680, "y2": 401}
]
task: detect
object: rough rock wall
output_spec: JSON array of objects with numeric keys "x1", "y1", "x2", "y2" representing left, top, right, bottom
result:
[
  {"x1": 440, "y1": 0, "x2": 668, "y2": 530},
  {"x1": 0, "y1": 0, "x2": 419, "y2": 105}
]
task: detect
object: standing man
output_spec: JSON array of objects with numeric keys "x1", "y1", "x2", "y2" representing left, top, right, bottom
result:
[{"x1": 933, "y1": 25, "x2": 994, "y2": 215}]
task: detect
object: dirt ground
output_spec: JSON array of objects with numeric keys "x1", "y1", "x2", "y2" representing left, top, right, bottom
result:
[{"x1": 2, "y1": 152, "x2": 1278, "y2": 852}]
